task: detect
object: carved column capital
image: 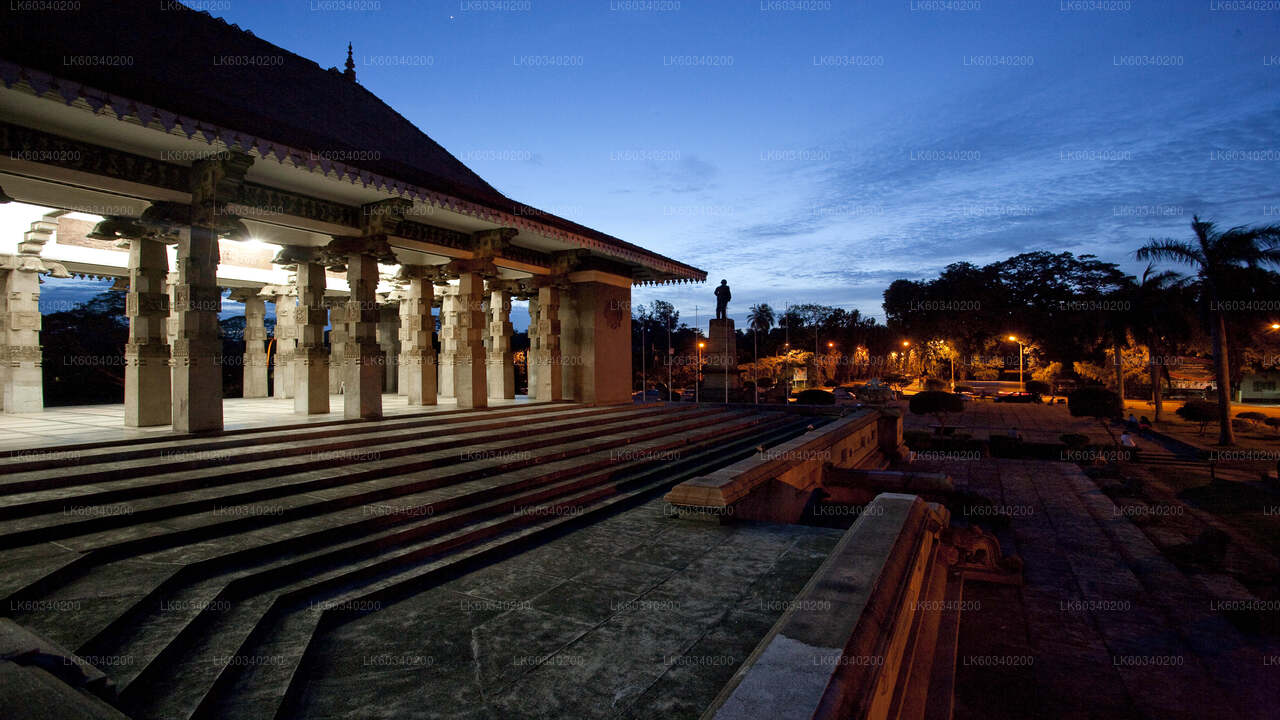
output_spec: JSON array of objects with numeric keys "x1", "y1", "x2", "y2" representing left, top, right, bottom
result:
[{"x1": 190, "y1": 150, "x2": 254, "y2": 227}]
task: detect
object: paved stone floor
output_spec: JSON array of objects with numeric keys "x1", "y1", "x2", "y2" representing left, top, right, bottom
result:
[
  {"x1": 288, "y1": 499, "x2": 842, "y2": 720},
  {"x1": 901, "y1": 399, "x2": 1103, "y2": 444},
  {"x1": 0, "y1": 395, "x2": 533, "y2": 451},
  {"x1": 912, "y1": 457, "x2": 1280, "y2": 720}
]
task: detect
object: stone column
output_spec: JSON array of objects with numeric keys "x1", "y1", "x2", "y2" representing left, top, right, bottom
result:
[
  {"x1": 565, "y1": 280, "x2": 633, "y2": 405},
  {"x1": 240, "y1": 292, "x2": 269, "y2": 398},
  {"x1": 377, "y1": 302, "x2": 400, "y2": 393},
  {"x1": 401, "y1": 270, "x2": 437, "y2": 405},
  {"x1": 123, "y1": 237, "x2": 171, "y2": 425},
  {"x1": 487, "y1": 285, "x2": 515, "y2": 400},
  {"x1": 170, "y1": 227, "x2": 224, "y2": 432},
  {"x1": 327, "y1": 300, "x2": 347, "y2": 394},
  {"x1": 0, "y1": 273, "x2": 7, "y2": 412},
  {"x1": 166, "y1": 272, "x2": 179, "y2": 349},
  {"x1": 344, "y1": 251, "x2": 384, "y2": 419},
  {"x1": 534, "y1": 285, "x2": 562, "y2": 402},
  {"x1": 438, "y1": 287, "x2": 456, "y2": 399},
  {"x1": 2, "y1": 221, "x2": 55, "y2": 413},
  {"x1": 294, "y1": 259, "x2": 330, "y2": 414},
  {"x1": 172, "y1": 151, "x2": 251, "y2": 432},
  {"x1": 453, "y1": 272, "x2": 488, "y2": 408},
  {"x1": 396, "y1": 294, "x2": 410, "y2": 395},
  {"x1": 526, "y1": 296, "x2": 540, "y2": 399},
  {"x1": 271, "y1": 286, "x2": 297, "y2": 399}
]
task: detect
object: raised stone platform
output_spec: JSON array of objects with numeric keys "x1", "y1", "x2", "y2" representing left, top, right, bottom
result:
[
  {"x1": 0, "y1": 394, "x2": 534, "y2": 452},
  {"x1": 664, "y1": 410, "x2": 906, "y2": 522}
]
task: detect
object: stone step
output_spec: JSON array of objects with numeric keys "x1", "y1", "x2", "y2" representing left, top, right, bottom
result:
[
  {"x1": 72, "y1": 411, "x2": 771, "y2": 679},
  {"x1": 0, "y1": 402, "x2": 563, "y2": 478},
  {"x1": 0, "y1": 404, "x2": 638, "y2": 506},
  {"x1": 197, "y1": 418, "x2": 814, "y2": 720},
  {"x1": 119, "y1": 416, "x2": 807, "y2": 720},
  {"x1": 0, "y1": 405, "x2": 711, "y2": 547},
  {"x1": 4, "y1": 408, "x2": 742, "y2": 644}
]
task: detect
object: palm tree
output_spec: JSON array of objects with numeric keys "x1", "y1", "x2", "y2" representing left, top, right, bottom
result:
[
  {"x1": 747, "y1": 304, "x2": 775, "y2": 403},
  {"x1": 1136, "y1": 216, "x2": 1280, "y2": 444},
  {"x1": 1127, "y1": 265, "x2": 1187, "y2": 423}
]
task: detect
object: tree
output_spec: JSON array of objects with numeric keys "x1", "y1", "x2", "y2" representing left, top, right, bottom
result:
[
  {"x1": 747, "y1": 303, "x2": 775, "y2": 335},
  {"x1": 1126, "y1": 266, "x2": 1189, "y2": 422},
  {"x1": 1137, "y1": 216, "x2": 1280, "y2": 444},
  {"x1": 747, "y1": 303, "x2": 775, "y2": 402},
  {"x1": 909, "y1": 390, "x2": 966, "y2": 433},
  {"x1": 41, "y1": 291, "x2": 128, "y2": 406},
  {"x1": 1068, "y1": 386, "x2": 1122, "y2": 445}
]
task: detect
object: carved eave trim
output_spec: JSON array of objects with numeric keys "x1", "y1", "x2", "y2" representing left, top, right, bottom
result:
[
  {"x1": 567, "y1": 270, "x2": 632, "y2": 289},
  {"x1": 0, "y1": 60, "x2": 706, "y2": 283}
]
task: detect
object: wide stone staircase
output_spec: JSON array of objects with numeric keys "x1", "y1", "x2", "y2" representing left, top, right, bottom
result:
[{"x1": 0, "y1": 402, "x2": 819, "y2": 720}]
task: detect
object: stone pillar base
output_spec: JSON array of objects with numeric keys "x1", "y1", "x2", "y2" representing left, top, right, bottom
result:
[
  {"x1": 294, "y1": 347, "x2": 330, "y2": 414},
  {"x1": 172, "y1": 340, "x2": 223, "y2": 433},
  {"x1": 405, "y1": 350, "x2": 438, "y2": 406},
  {"x1": 344, "y1": 346, "x2": 385, "y2": 419},
  {"x1": 124, "y1": 343, "x2": 171, "y2": 427}
]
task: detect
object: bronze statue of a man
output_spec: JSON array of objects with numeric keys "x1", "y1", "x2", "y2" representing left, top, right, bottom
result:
[{"x1": 714, "y1": 279, "x2": 731, "y2": 320}]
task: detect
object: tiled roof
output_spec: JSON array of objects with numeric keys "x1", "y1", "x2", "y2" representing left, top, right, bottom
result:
[{"x1": 0, "y1": 0, "x2": 705, "y2": 282}]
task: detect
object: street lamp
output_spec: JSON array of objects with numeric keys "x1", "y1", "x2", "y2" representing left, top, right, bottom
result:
[
  {"x1": 697, "y1": 341, "x2": 705, "y2": 403},
  {"x1": 1007, "y1": 335, "x2": 1025, "y2": 390}
]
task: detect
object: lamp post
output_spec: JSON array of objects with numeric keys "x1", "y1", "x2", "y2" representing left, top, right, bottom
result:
[
  {"x1": 901, "y1": 340, "x2": 910, "y2": 382},
  {"x1": 827, "y1": 341, "x2": 836, "y2": 386},
  {"x1": 752, "y1": 326, "x2": 758, "y2": 405},
  {"x1": 1007, "y1": 335, "x2": 1025, "y2": 390},
  {"x1": 697, "y1": 341, "x2": 705, "y2": 403},
  {"x1": 667, "y1": 321, "x2": 672, "y2": 402}
]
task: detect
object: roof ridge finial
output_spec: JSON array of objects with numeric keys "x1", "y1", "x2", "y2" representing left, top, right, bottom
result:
[{"x1": 343, "y1": 42, "x2": 356, "y2": 82}]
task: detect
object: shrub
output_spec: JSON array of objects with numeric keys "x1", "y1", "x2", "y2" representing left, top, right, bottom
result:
[
  {"x1": 1266, "y1": 417, "x2": 1280, "y2": 433},
  {"x1": 1069, "y1": 386, "x2": 1123, "y2": 445},
  {"x1": 795, "y1": 389, "x2": 835, "y2": 406},
  {"x1": 1176, "y1": 400, "x2": 1218, "y2": 436},
  {"x1": 1236, "y1": 411, "x2": 1266, "y2": 425},
  {"x1": 923, "y1": 377, "x2": 948, "y2": 391},
  {"x1": 903, "y1": 430, "x2": 933, "y2": 450},
  {"x1": 908, "y1": 391, "x2": 966, "y2": 433},
  {"x1": 1060, "y1": 433, "x2": 1090, "y2": 448}
]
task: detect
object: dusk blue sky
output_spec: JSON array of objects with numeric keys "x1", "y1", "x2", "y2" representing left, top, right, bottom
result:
[{"x1": 41, "y1": 0, "x2": 1280, "y2": 328}]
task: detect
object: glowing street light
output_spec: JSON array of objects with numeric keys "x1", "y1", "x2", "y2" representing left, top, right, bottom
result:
[
  {"x1": 696, "y1": 341, "x2": 705, "y2": 403},
  {"x1": 1006, "y1": 335, "x2": 1025, "y2": 390}
]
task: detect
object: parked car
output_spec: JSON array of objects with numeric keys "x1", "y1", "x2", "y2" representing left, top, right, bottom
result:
[
  {"x1": 994, "y1": 391, "x2": 1040, "y2": 404},
  {"x1": 832, "y1": 386, "x2": 860, "y2": 406},
  {"x1": 794, "y1": 389, "x2": 836, "y2": 406},
  {"x1": 679, "y1": 388, "x2": 697, "y2": 402},
  {"x1": 631, "y1": 389, "x2": 663, "y2": 403}
]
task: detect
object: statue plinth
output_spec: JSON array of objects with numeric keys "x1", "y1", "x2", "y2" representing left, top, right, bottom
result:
[{"x1": 703, "y1": 318, "x2": 740, "y2": 392}]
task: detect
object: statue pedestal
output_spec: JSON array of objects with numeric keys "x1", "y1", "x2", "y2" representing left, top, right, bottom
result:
[{"x1": 703, "y1": 318, "x2": 740, "y2": 394}]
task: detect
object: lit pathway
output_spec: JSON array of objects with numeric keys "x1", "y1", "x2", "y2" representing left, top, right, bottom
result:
[{"x1": 912, "y1": 457, "x2": 1280, "y2": 719}]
